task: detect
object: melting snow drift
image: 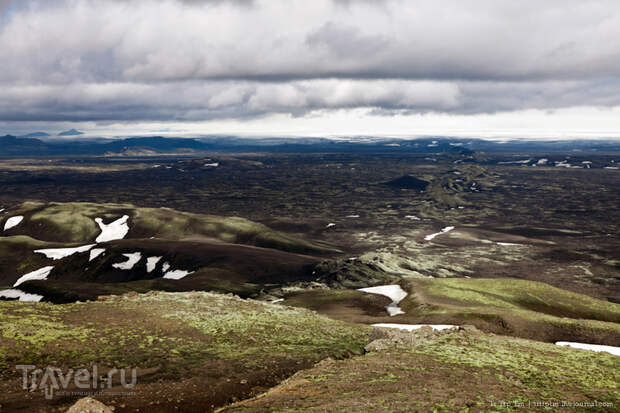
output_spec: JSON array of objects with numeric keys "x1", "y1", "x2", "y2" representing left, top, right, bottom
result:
[
  {"x1": 163, "y1": 270, "x2": 194, "y2": 280},
  {"x1": 372, "y1": 324, "x2": 458, "y2": 331},
  {"x1": 95, "y1": 215, "x2": 130, "y2": 243},
  {"x1": 146, "y1": 256, "x2": 163, "y2": 273},
  {"x1": 4, "y1": 216, "x2": 24, "y2": 231},
  {"x1": 0, "y1": 289, "x2": 44, "y2": 302},
  {"x1": 556, "y1": 342, "x2": 620, "y2": 357},
  {"x1": 14, "y1": 266, "x2": 54, "y2": 287},
  {"x1": 424, "y1": 226, "x2": 455, "y2": 241},
  {"x1": 35, "y1": 244, "x2": 96, "y2": 260},
  {"x1": 358, "y1": 285, "x2": 408, "y2": 316},
  {"x1": 89, "y1": 248, "x2": 106, "y2": 261},
  {"x1": 112, "y1": 252, "x2": 142, "y2": 270}
]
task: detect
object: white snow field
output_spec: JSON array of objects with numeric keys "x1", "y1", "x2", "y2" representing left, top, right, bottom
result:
[
  {"x1": 13, "y1": 266, "x2": 54, "y2": 287},
  {"x1": 95, "y1": 215, "x2": 130, "y2": 243},
  {"x1": 424, "y1": 226, "x2": 455, "y2": 241},
  {"x1": 372, "y1": 324, "x2": 458, "y2": 331},
  {"x1": 112, "y1": 252, "x2": 142, "y2": 270},
  {"x1": 0, "y1": 289, "x2": 44, "y2": 302},
  {"x1": 555, "y1": 342, "x2": 620, "y2": 357},
  {"x1": 358, "y1": 285, "x2": 408, "y2": 316},
  {"x1": 35, "y1": 244, "x2": 96, "y2": 260},
  {"x1": 4, "y1": 216, "x2": 24, "y2": 231}
]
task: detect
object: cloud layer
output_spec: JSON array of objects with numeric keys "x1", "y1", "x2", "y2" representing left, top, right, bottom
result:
[{"x1": 1, "y1": 0, "x2": 620, "y2": 127}]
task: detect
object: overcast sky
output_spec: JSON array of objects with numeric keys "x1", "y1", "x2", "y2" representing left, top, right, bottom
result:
[{"x1": 2, "y1": 0, "x2": 620, "y2": 138}]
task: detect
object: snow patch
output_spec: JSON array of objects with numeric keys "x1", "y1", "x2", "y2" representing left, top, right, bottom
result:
[
  {"x1": 162, "y1": 262, "x2": 171, "y2": 272},
  {"x1": 95, "y1": 215, "x2": 130, "y2": 243},
  {"x1": 112, "y1": 252, "x2": 142, "y2": 270},
  {"x1": 346, "y1": 215, "x2": 360, "y2": 218},
  {"x1": 326, "y1": 223, "x2": 336, "y2": 228},
  {"x1": 163, "y1": 269, "x2": 194, "y2": 280},
  {"x1": 89, "y1": 248, "x2": 106, "y2": 261},
  {"x1": 358, "y1": 285, "x2": 408, "y2": 316},
  {"x1": 271, "y1": 298, "x2": 284, "y2": 304},
  {"x1": 556, "y1": 342, "x2": 620, "y2": 357},
  {"x1": 405, "y1": 215, "x2": 420, "y2": 220},
  {"x1": 146, "y1": 256, "x2": 163, "y2": 273},
  {"x1": 372, "y1": 324, "x2": 458, "y2": 331},
  {"x1": 4, "y1": 216, "x2": 24, "y2": 231},
  {"x1": 14, "y1": 266, "x2": 54, "y2": 287},
  {"x1": 35, "y1": 244, "x2": 96, "y2": 260},
  {"x1": 0, "y1": 289, "x2": 44, "y2": 302},
  {"x1": 204, "y1": 162, "x2": 219, "y2": 167},
  {"x1": 497, "y1": 242, "x2": 520, "y2": 246},
  {"x1": 424, "y1": 226, "x2": 455, "y2": 241},
  {"x1": 499, "y1": 159, "x2": 531, "y2": 165}
]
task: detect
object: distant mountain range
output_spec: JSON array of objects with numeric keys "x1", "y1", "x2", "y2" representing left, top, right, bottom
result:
[
  {"x1": 0, "y1": 135, "x2": 209, "y2": 156},
  {"x1": 1, "y1": 134, "x2": 620, "y2": 156}
]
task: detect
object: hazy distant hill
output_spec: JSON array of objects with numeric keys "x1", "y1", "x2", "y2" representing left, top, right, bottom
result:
[
  {"x1": 58, "y1": 128, "x2": 84, "y2": 136},
  {"x1": 19, "y1": 132, "x2": 51, "y2": 138},
  {"x1": 0, "y1": 135, "x2": 209, "y2": 155},
  {"x1": 100, "y1": 136, "x2": 208, "y2": 153},
  {"x1": 0, "y1": 135, "x2": 50, "y2": 155}
]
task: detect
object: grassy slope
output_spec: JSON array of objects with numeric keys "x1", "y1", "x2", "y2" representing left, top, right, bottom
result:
[
  {"x1": 0, "y1": 291, "x2": 368, "y2": 412},
  {"x1": 1, "y1": 202, "x2": 336, "y2": 255},
  {"x1": 223, "y1": 327, "x2": 620, "y2": 413},
  {"x1": 0, "y1": 236, "x2": 59, "y2": 285},
  {"x1": 13, "y1": 237, "x2": 321, "y2": 302},
  {"x1": 399, "y1": 278, "x2": 620, "y2": 345},
  {"x1": 0, "y1": 291, "x2": 368, "y2": 369},
  {"x1": 282, "y1": 278, "x2": 620, "y2": 346}
]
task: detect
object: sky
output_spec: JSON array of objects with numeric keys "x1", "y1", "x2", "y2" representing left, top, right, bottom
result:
[{"x1": 2, "y1": 0, "x2": 620, "y2": 139}]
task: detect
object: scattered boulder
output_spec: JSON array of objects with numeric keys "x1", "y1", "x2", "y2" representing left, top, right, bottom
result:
[{"x1": 365, "y1": 325, "x2": 465, "y2": 352}]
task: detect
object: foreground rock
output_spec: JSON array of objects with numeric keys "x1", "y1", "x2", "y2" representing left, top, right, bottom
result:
[{"x1": 66, "y1": 397, "x2": 113, "y2": 413}]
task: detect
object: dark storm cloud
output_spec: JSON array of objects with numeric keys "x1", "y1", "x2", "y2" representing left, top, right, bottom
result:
[{"x1": 1, "y1": 0, "x2": 620, "y2": 123}]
